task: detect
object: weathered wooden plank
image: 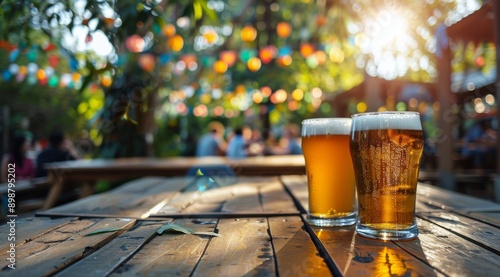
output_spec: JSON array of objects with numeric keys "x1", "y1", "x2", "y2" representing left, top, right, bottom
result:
[
  {"x1": 55, "y1": 221, "x2": 165, "y2": 276},
  {"x1": 417, "y1": 182, "x2": 500, "y2": 211},
  {"x1": 418, "y1": 211, "x2": 500, "y2": 253},
  {"x1": 268, "y1": 216, "x2": 331, "y2": 276},
  {"x1": 260, "y1": 179, "x2": 299, "y2": 213},
  {"x1": 0, "y1": 216, "x2": 75, "y2": 254},
  {"x1": 37, "y1": 177, "x2": 187, "y2": 218},
  {"x1": 2, "y1": 218, "x2": 135, "y2": 276},
  {"x1": 465, "y1": 211, "x2": 500, "y2": 227},
  {"x1": 222, "y1": 177, "x2": 277, "y2": 213},
  {"x1": 179, "y1": 184, "x2": 233, "y2": 214},
  {"x1": 193, "y1": 218, "x2": 275, "y2": 276},
  {"x1": 155, "y1": 190, "x2": 201, "y2": 214},
  {"x1": 344, "y1": 234, "x2": 441, "y2": 277},
  {"x1": 280, "y1": 175, "x2": 308, "y2": 213},
  {"x1": 396, "y1": 218, "x2": 500, "y2": 277},
  {"x1": 110, "y1": 219, "x2": 217, "y2": 276},
  {"x1": 156, "y1": 177, "x2": 277, "y2": 215},
  {"x1": 0, "y1": 219, "x2": 96, "y2": 270},
  {"x1": 308, "y1": 225, "x2": 355, "y2": 275},
  {"x1": 221, "y1": 182, "x2": 263, "y2": 213}
]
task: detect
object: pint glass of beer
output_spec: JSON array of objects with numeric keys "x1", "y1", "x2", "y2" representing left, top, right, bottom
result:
[
  {"x1": 350, "y1": 112, "x2": 424, "y2": 240},
  {"x1": 301, "y1": 118, "x2": 356, "y2": 227}
]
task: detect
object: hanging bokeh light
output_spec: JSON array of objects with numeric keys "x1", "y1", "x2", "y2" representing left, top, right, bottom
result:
[
  {"x1": 220, "y1": 50, "x2": 237, "y2": 67},
  {"x1": 329, "y1": 46, "x2": 345, "y2": 63},
  {"x1": 314, "y1": 50, "x2": 327, "y2": 65},
  {"x1": 300, "y1": 43, "x2": 314, "y2": 58},
  {"x1": 247, "y1": 57, "x2": 261, "y2": 72},
  {"x1": 72, "y1": 72, "x2": 81, "y2": 83},
  {"x1": 126, "y1": 34, "x2": 145, "y2": 52},
  {"x1": 241, "y1": 25, "x2": 257, "y2": 42},
  {"x1": 253, "y1": 91, "x2": 264, "y2": 104},
  {"x1": 162, "y1": 24, "x2": 176, "y2": 37},
  {"x1": 169, "y1": 35, "x2": 184, "y2": 52},
  {"x1": 356, "y1": 102, "x2": 368, "y2": 113},
  {"x1": 213, "y1": 60, "x2": 228, "y2": 74},
  {"x1": 261, "y1": 86, "x2": 272, "y2": 97},
  {"x1": 213, "y1": 106, "x2": 224, "y2": 117},
  {"x1": 36, "y1": 69, "x2": 46, "y2": 80},
  {"x1": 19, "y1": 65, "x2": 27, "y2": 75},
  {"x1": 276, "y1": 22, "x2": 292, "y2": 38},
  {"x1": 485, "y1": 94, "x2": 495, "y2": 105},
  {"x1": 8, "y1": 64, "x2": 19, "y2": 74},
  {"x1": 292, "y1": 89, "x2": 304, "y2": 101},
  {"x1": 202, "y1": 29, "x2": 218, "y2": 44},
  {"x1": 27, "y1": 63, "x2": 38, "y2": 75},
  {"x1": 288, "y1": 101, "x2": 299, "y2": 111},
  {"x1": 138, "y1": 54, "x2": 156, "y2": 72},
  {"x1": 475, "y1": 56, "x2": 485, "y2": 67},
  {"x1": 259, "y1": 46, "x2": 277, "y2": 64},
  {"x1": 276, "y1": 55, "x2": 292, "y2": 67},
  {"x1": 306, "y1": 55, "x2": 319, "y2": 68},
  {"x1": 273, "y1": 89, "x2": 288, "y2": 104},
  {"x1": 48, "y1": 75, "x2": 59, "y2": 87},
  {"x1": 101, "y1": 75, "x2": 113, "y2": 87},
  {"x1": 48, "y1": 55, "x2": 60, "y2": 67}
]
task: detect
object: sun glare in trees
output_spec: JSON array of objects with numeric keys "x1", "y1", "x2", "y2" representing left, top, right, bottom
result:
[{"x1": 356, "y1": 9, "x2": 418, "y2": 80}]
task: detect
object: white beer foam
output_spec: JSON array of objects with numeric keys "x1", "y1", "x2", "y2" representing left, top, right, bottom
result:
[
  {"x1": 351, "y1": 112, "x2": 422, "y2": 130},
  {"x1": 301, "y1": 118, "x2": 352, "y2": 136}
]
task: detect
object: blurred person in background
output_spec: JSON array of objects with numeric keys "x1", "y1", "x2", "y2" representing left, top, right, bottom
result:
[
  {"x1": 461, "y1": 118, "x2": 497, "y2": 169},
  {"x1": 196, "y1": 121, "x2": 227, "y2": 157},
  {"x1": 1, "y1": 134, "x2": 36, "y2": 182},
  {"x1": 268, "y1": 123, "x2": 302, "y2": 155},
  {"x1": 226, "y1": 126, "x2": 249, "y2": 159},
  {"x1": 36, "y1": 130, "x2": 81, "y2": 177}
]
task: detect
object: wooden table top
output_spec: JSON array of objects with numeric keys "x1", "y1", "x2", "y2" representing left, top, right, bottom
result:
[
  {"x1": 44, "y1": 155, "x2": 307, "y2": 179},
  {"x1": 2, "y1": 176, "x2": 500, "y2": 276}
]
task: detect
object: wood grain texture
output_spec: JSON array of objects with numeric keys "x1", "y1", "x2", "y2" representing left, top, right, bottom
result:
[
  {"x1": 0, "y1": 216, "x2": 75, "y2": 255},
  {"x1": 397, "y1": 218, "x2": 500, "y2": 277},
  {"x1": 269, "y1": 216, "x2": 331, "y2": 276},
  {"x1": 0, "y1": 219, "x2": 96, "y2": 270},
  {"x1": 344, "y1": 235, "x2": 440, "y2": 277},
  {"x1": 37, "y1": 177, "x2": 187, "y2": 218},
  {"x1": 55, "y1": 221, "x2": 165, "y2": 276},
  {"x1": 417, "y1": 182, "x2": 500, "y2": 211},
  {"x1": 418, "y1": 211, "x2": 500, "y2": 253},
  {"x1": 110, "y1": 219, "x2": 216, "y2": 276},
  {"x1": 280, "y1": 175, "x2": 308, "y2": 213},
  {"x1": 309, "y1": 225, "x2": 356, "y2": 275},
  {"x1": 260, "y1": 179, "x2": 298, "y2": 213},
  {"x1": 3, "y1": 218, "x2": 135, "y2": 276},
  {"x1": 465, "y1": 211, "x2": 500, "y2": 227},
  {"x1": 193, "y1": 218, "x2": 275, "y2": 276}
]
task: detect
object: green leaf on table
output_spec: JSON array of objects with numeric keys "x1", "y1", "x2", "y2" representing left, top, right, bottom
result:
[
  {"x1": 196, "y1": 168, "x2": 204, "y2": 176},
  {"x1": 157, "y1": 223, "x2": 193, "y2": 235},
  {"x1": 84, "y1": 227, "x2": 122, "y2": 236}
]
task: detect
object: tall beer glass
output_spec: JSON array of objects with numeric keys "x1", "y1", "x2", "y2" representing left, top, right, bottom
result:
[
  {"x1": 301, "y1": 118, "x2": 356, "y2": 227},
  {"x1": 350, "y1": 112, "x2": 424, "y2": 240}
]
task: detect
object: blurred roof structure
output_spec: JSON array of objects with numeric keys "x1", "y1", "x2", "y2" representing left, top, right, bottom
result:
[{"x1": 447, "y1": 1, "x2": 494, "y2": 44}]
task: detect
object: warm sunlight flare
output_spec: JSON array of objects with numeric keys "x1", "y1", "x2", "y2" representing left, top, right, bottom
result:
[{"x1": 357, "y1": 10, "x2": 418, "y2": 80}]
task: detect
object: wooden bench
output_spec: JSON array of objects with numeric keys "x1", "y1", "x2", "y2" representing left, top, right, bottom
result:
[
  {"x1": 1, "y1": 177, "x2": 51, "y2": 218},
  {"x1": 418, "y1": 169, "x2": 497, "y2": 201}
]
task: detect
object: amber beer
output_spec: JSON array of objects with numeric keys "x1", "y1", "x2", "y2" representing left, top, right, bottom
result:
[
  {"x1": 301, "y1": 118, "x2": 356, "y2": 226},
  {"x1": 350, "y1": 112, "x2": 424, "y2": 240}
]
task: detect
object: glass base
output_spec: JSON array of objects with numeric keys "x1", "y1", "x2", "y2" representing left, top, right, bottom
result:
[
  {"x1": 355, "y1": 223, "x2": 418, "y2": 241},
  {"x1": 307, "y1": 212, "x2": 356, "y2": 227}
]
